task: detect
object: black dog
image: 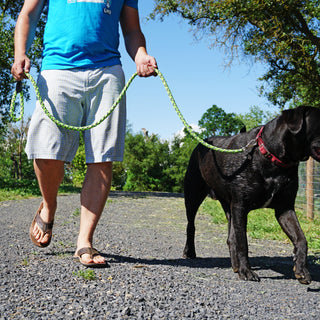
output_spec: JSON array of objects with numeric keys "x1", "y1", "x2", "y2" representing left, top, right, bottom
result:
[{"x1": 183, "y1": 105, "x2": 320, "y2": 284}]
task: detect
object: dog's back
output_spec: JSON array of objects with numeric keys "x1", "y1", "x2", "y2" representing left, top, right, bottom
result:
[{"x1": 184, "y1": 127, "x2": 279, "y2": 210}]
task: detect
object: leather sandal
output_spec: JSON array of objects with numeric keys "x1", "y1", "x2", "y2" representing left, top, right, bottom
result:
[
  {"x1": 73, "y1": 247, "x2": 107, "y2": 267},
  {"x1": 29, "y1": 203, "x2": 54, "y2": 248}
]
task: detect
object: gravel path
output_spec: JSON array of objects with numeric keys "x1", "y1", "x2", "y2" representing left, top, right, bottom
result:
[{"x1": 1, "y1": 192, "x2": 320, "y2": 319}]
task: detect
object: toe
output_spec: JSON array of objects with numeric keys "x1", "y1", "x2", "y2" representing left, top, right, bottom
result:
[
  {"x1": 33, "y1": 222, "x2": 52, "y2": 244},
  {"x1": 40, "y1": 232, "x2": 51, "y2": 245},
  {"x1": 33, "y1": 225, "x2": 41, "y2": 241},
  {"x1": 93, "y1": 255, "x2": 106, "y2": 264},
  {"x1": 79, "y1": 253, "x2": 93, "y2": 264}
]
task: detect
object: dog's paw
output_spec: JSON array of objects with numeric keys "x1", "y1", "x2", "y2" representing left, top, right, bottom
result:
[
  {"x1": 238, "y1": 268, "x2": 261, "y2": 282},
  {"x1": 182, "y1": 246, "x2": 197, "y2": 259},
  {"x1": 182, "y1": 244, "x2": 197, "y2": 259},
  {"x1": 182, "y1": 251, "x2": 197, "y2": 259},
  {"x1": 294, "y1": 266, "x2": 312, "y2": 285}
]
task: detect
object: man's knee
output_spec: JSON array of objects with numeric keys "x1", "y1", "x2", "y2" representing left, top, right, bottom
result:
[{"x1": 34, "y1": 160, "x2": 65, "y2": 182}]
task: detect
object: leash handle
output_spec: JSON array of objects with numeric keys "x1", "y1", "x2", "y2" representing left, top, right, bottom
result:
[
  {"x1": 10, "y1": 81, "x2": 24, "y2": 122},
  {"x1": 10, "y1": 69, "x2": 245, "y2": 153},
  {"x1": 16, "y1": 81, "x2": 22, "y2": 93}
]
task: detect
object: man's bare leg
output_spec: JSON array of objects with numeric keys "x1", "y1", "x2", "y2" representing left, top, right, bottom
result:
[
  {"x1": 76, "y1": 162, "x2": 112, "y2": 265},
  {"x1": 32, "y1": 159, "x2": 65, "y2": 246}
]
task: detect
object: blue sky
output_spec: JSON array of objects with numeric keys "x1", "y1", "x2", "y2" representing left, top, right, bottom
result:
[{"x1": 25, "y1": 0, "x2": 276, "y2": 141}]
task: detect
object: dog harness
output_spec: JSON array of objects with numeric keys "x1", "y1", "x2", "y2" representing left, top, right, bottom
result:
[{"x1": 256, "y1": 126, "x2": 295, "y2": 168}]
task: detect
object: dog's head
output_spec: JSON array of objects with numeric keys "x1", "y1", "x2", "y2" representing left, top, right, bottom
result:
[{"x1": 281, "y1": 105, "x2": 320, "y2": 162}]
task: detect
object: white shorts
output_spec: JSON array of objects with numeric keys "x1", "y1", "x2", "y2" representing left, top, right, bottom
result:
[{"x1": 25, "y1": 65, "x2": 126, "y2": 163}]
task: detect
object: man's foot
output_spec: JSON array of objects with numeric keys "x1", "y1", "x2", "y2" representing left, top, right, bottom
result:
[
  {"x1": 29, "y1": 203, "x2": 54, "y2": 247},
  {"x1": 74, "y1": 247, "x2": 107, "y2": 267}
]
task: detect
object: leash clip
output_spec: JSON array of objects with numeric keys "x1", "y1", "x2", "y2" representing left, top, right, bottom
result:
[{"x1": 244, "y1": 139, "x2": 257, "y2": 149}]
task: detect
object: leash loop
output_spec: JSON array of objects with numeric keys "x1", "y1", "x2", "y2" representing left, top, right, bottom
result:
[
  {"x1": 10, "y1": 69, "x2": 245, "y2": 153},
  {"x1": 10, "y1": 81, "x2": 24, "y2": 122}
]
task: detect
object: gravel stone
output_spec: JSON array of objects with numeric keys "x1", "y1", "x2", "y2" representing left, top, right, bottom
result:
[{"x1": 1, "y1": 192, "x2": 320, "y2": 319}]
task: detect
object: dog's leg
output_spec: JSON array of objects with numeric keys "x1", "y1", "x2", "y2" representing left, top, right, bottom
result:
[
  {"x1": 183, "y1": 162, "x2": 209, "y2": 259},
  {"x1": 183, "y1": 186, "x2": 208, "y2": 259},
  {"x1": 275, "y1": 208, "x2": 311, "y2": 284},
  {"x1": 221, "y1": 202, "x2": 240, "y2": 273},
  {"x1": 230, "y1": 205, "x2": 260, "y2": 281}
]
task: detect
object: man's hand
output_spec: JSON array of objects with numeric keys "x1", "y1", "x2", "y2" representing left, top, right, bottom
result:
[
  {"x1": 11, "y1": 54, "x2": 31, "y2": 81},
  {"x1": 135, "y1": 53, "x2": 158, "y2": 77}
]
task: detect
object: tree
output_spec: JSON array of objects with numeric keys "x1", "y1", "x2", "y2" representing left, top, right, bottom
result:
[
  {"x1": 0, "y1": 1, "x2": 46, "y2": 133},
  {"x1": 151, "y1": 0, "x2": 320, "y2": 108},
  {"x1": 198, "y1": 105, "x2": 244, "y2": 137},
  {"x1": 69, "y1": 135, "x2": 86, "y2": 187},
  {"x1": 123, "y1": 131, "x2": 171, "y2": 191},
  {"x1": 237, "y1": 105, "x2": 277, "y2": 130},
  {"x1": 0, "y1": 116, "x2": 34, "y2": 180},
  {"x1": 164, "y1": 130, "x2": 198, "y2": 192}
]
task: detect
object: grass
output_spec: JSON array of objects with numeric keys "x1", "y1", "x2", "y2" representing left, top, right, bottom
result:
[
  {"x1": 72, "y1": 208, "x2": 81, "y2": 217},
  {"x1": 21, "y1": 258, "x2": 29, "y2": 267},
  {"x1": 0, "y1": 178, "x2": 81, "y2": 201},
  {"x1": 200, "y1": 197, "x2": 320, "y2": 252},
  {"x1": 73, "y1": 269, "x2": 96, "y2": 280}
]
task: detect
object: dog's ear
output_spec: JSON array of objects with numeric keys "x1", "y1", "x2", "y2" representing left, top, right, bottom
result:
[{"x1": 281, "y1": 106, "x2": 306, "y2": 134}]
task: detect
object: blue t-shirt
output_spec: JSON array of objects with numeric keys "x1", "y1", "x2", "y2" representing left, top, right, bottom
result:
[{"x1": 41, "y1": 0, "x2": 138, "y2": 70}]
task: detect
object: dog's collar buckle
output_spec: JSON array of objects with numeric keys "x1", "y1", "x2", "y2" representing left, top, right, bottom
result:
[{"x1": 256, "y1": 126, "x2": 293, "y2": 168}]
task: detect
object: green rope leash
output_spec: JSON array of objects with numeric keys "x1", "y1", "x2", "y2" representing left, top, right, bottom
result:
[
  {"x1": 10, "y1": 69, "x2": 245, "y2": 153},
  {"x1": 10, "y1": 81, "x2": 24, "y2": 122},
  {"x1": 11, "y1": 71, "x2": 137, "y2": 132},
  {"x1": 154, "y1": 70, "x2": 245, "y2": 153}
]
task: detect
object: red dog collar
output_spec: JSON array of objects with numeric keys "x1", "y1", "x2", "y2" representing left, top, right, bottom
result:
[{"x1": 256, "y1": 126, "x2": 294, "y2": 168}]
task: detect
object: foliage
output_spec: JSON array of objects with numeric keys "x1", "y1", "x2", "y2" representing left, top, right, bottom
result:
[
  {"x1": 151, "y1": 0, "x2": 320, "y2": 108},
  {"x1": 0, "y1": 117, "x2": 34, "y2": 180},
  {"x1": 0, "y1": 177, "x2": 40, "y2": 201},
  {"x1": 122, "y1": 132, "x2": 172, "y2": 191},
  {"x1": 121, "y1": 128, "x2": 201, "y2": 193},
  {"x1": 0, "y1": 0, "x2": 46, "y2": 134},
  {"x1": 164, "y1": 131, "x2": 198, "y2": 192},
  {"x1": 0, "y1": 177, "x2": 81, "y2": 201},
  {"x1": 69, "y1": 135, "x2": 86, "y2": 187},
  {"x1": 112, "y1": 161, "x2": 126, "y2": 190},
  {"x1": 237, "y1": 105, "x2": 278, "y2": 130},
  {"x1": 73, "y1": 269, "x2": 96, "y2": 280},
  {"x1": 198, "y1": 104, "x2": 245, "y2": 137}
]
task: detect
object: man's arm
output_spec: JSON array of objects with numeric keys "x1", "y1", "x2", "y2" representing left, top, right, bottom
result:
[
  {"x1": 120, "y1": 5, "x2": 157, "y2": 77},
  {"x1": 11, "y1": 0, "x2": 45, "y2": 81}
]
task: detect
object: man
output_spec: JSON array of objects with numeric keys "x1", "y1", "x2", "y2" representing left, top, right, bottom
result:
[{"x1": 11, "y1": 0, "x2": 157, "y2": 267}]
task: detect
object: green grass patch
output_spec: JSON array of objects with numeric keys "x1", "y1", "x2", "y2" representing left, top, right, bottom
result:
[
  {"x1": 21, "y1": 257, "x2": 29, "y2": 267},
  {"x1": 0, "y1": 178, "x2": 80, "y2": 201},
  {"x1": 73, "y1": 269, "x2": 96, "y2": 280},
  {"x1": 200, "y1": 197, "x2": 320, "y2": 252},
  {"x1": 72, "y1": 208, "x2": 81, "y2": 217}
]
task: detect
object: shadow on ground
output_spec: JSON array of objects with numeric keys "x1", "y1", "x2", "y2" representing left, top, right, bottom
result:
[
  {"x1": 99, "y1": 253, "x2": 320, "y2": 283},
  {"x1": 108, "y1": 191, "x2": 184, "y2": 198}
]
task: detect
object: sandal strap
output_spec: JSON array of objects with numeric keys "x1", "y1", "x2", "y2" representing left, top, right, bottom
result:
[
  {"x1": 77, "y1": 247, "x2": 100, "y2": 259},
  {"x1": 35, "y1": 211, "x2": 54, "y2": 233}
]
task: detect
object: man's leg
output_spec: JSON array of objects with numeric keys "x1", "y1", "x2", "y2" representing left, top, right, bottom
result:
[
  {"x1": 32, "y1": 159, "x2": 65, "y2": 245},
  {"x1": 76, "y1": 162, "x2": 112, "y2": 264}
]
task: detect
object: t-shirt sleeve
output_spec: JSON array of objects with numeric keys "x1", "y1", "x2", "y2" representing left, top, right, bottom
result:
[{"x1": 125, "y1": 0, "x2": 138, "y2": 10}]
